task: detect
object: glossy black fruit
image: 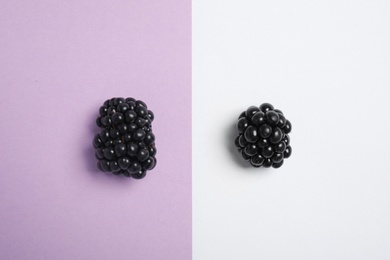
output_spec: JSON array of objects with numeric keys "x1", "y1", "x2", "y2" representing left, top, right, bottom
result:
[
  {"x1": 133, "y1": 129, "x2": 146, "y2": 141},
  {"x1": 257, "y1": 138, "x2": 269, "y2": 148},
  {"x1": 125, "y1": 111, "x2": 137, "y2": 123},
  {"x1": 93, "y1": 97, "x2": 157, "y2": 179},
  {"x1": 128, "y1": 162, "x2": 142, "y2": 173},
  {"x1": 238, "y1": 135, "x2": 248, "y2": 148},
  {"x1": 100, "y1": 160, "x2": 111, "y2": 172},
  {"x1": 259, "y1": 124, "x2": 272, "y2": 138},
  {"x1": 135, "y1": 118, "x2": 147, "y2": 127},
  {"x1": 110, "y1": 161, "x2": 121, "y2": 172},
  {"x1": 118, "y1": 157, "x2": 131, "y2": 169},
  {"x1": 111, "y1": 113, "x2": 124, "y2": 126},
  {"x1": 271, "y1": 152, "x2": 283, "y2": 163},
  {"x1": 99, "y1": 106, "x2": 108, "y2": 116},
  {"x1": 95, "y1": 148, "x2": 104, "y2": 159},
  {"x1": 274, "y1": 142, "x2": 286, "y2": 153},
  {"x1": 143, "y1": 157, "x2": 156, "y2": 170},
  {"x1": 246, "y1": 106, "x2": 260, "y2": 117},
  {"x1": 144, "y1": 132, "x2": 155, "y2": 145},
  {"x1": 260, "y1": 103, "x2": 274, "y2": 113},
  {"x1": 137, "y1": 149, "x2": 149, "y2": 162},
  {"x1": 250, "y1": 154, "x2": 264, "y2": 167},
  {"x1": 244, "y1": 126, "x2": 259, "y2": 143},
  {"x1": 127, "y1": 142, "x2": 138, "y2": 157},
  {"x1": 266, "y1": 111, "x2": 279, "y2": 125},
  {"x1": 100, "y1": 129, "x2": 110, "y2": 142},
  {"x1": 251, "y1": 111, "x2": 266, "y2": 126},
  {"x1": 234, "y1": 136, "x2": 240, "y2": 148},
  {"x1": 272, "y1": 160, "x2": 284, "y2": 168},
  {"x1": 283, "y1": 120, "x2": 292, "y2": 134},
  {"x1": 262, "y1": 146, "x2": 274, "y2": 158},
  {"x1": 93, "y1": 135, "x2": 103, "y2": 148},
  {"x1": 101, "y1": 116, "x2": 111, "y2": 127},
  {"x1": 136, "y1": 106, "x2": 148, "y2": 118},
  {"x1": 103, "y1": 148, "x2": 115, "y2": 160},
  {"x1": 269, "y1": 127, "x2": 283, "y2": 144},
  {"x1": 147, "y1": 110, "x2": 154, "y2": 121},
  {"x1": 283, "y1": 135, "x2": 290, "y2": 146},
  {"x1": 234, "y1": 103, "x2": 292, "y2": 169},
  {"x1": 135, "y1": 100, "x2": 147, "y2": 108},
  {"x1": 237, "y1": 117, "x2": 249, "y2": 133},
  {"x1": 262, "y1": 158, "x2": 273, "y2": 168},
  {"x1": 131, "y1": 170, "x2": 147, "y2": 179},
  {"x1": 244, "y1": 144, "x2": 257, "y2": 156},
  {"x1": 109, "y1": 129, "x2": 120, "y2": 139},
  {"x1": 241, "y1": 150, "x2": 251, "y2": 161},
  {"x1": 117, "y1": 124, "x2": 128, "y2": 134},
  {"x1": 148, "y1": 146, "x2": 157, "y2": 157},
  {"x1": 115, "y1": 144, "x2": 127, "y2": 157},
  {"x1": 284, "y1": 146, "x2": 292, "y2": 159},
  {"x1": 117, "y1": 103, "x2": 129, "y2": 113},
  {"x1": 277, "y1": 114, "x2": 286, "y2": 128}
]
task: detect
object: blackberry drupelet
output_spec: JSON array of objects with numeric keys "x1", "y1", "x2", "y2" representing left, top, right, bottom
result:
[
  {"x1": 93, "y1": 97, "x2": 157, "y2": 179},
  {"x1": 234, "y1": 103, "x2": 292, "y2": 168}
]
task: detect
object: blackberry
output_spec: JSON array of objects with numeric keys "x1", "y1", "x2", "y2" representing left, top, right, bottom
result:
[
  {"x1": 93, "y1": 97, "x2": 157, "y2": 179},
  {"x1": 234, "y1": 103, "x2": 292, "y2": 168}
]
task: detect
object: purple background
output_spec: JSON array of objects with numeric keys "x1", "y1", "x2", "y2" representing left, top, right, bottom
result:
[{"x1": 0, "y1": 1, "x2": 191, "y2": 259}]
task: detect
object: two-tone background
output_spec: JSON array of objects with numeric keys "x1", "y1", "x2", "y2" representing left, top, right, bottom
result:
[{"x1": 1, "y1": 0, "x2": 390, "y2": 259}]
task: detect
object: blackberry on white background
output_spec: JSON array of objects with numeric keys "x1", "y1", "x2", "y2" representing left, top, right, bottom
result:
[
  {"x1": 234, "y1": 103, "x2": 292, "y2": 168},
  {"x1": 93, "y1": 97, "x2": 157, "y2": 179}
]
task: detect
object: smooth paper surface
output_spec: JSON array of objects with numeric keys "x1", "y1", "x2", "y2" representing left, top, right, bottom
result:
[
  {"x1": 193, "y1": 0, "x2": 390, "y2": 259},
  {"x1": 0, "y1": 1, "x2": 191, "y2": 259}
]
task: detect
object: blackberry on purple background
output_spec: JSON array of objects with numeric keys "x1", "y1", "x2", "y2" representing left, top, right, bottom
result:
[
  {"x1": 234, "y1": 103, "x2": 292, "y2": 169},
  {"x1": 93, "y1": 97, "x2": 157, "y2": 179}
]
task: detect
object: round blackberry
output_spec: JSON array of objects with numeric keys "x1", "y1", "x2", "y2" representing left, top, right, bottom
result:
[
  {"x1": 234, "y1": 103, "x2": 292, "y2": 169},
  {"x1": 93, "y1": 97, "x2": 157, "y2": 179}
]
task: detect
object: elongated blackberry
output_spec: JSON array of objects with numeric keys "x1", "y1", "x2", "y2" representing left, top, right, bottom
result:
[
  {"x1": 93, "y1": 97, "x2": 157, "y2": 178},
  {"x1": 234, "y1": 103, "x2": 292, "y2": 168}
]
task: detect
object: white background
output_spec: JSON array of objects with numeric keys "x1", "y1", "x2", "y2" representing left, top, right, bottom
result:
[{"x1": 193, "y1": 1, "x2": 390, "y2": 259}]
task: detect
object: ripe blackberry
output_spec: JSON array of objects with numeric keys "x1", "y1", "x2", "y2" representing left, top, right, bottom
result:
[
  {"x1": 93, "y1": 97, "x2": 157, "y2": 179},
  {"x1": 234, "y1": 103, "x2": 292, "y2": 169}
]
